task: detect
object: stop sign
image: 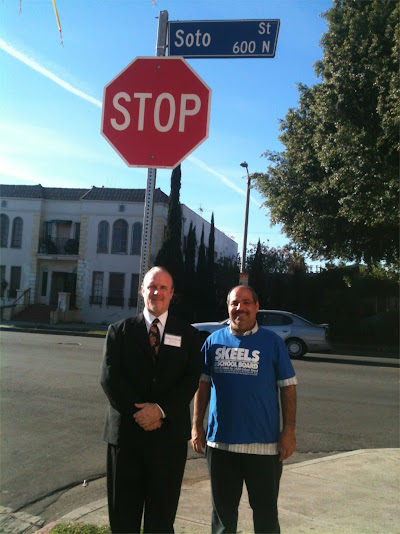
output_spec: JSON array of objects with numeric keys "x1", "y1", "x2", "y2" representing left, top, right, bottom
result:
[{"x1": 101, "y1": 57, "x2": 211, "y2": 169}]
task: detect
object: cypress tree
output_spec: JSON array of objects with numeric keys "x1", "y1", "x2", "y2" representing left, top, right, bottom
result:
[
  {"x1": 185, "y1": 222, "x2": 197, "y2": 279},
  {"x1": 183, "y1": 222, "x2": 197, "y2": 320},
  {"x1": 155, "y1": 164, "x2": 184, "y2": 296},
  {"x1": 206, "y1": 213, "x2": 216, "y2": 316},
  {"x1": 248, "y1": 239, "x2": 266, "y2": 306},
  {"x1": 196, "y1": 225, "x2": 208, "y2": 320}
]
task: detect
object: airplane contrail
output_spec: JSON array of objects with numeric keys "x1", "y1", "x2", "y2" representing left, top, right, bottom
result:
[
  {"x1": 0, "y1": 37, "x2": 259, "y2": 205},
  {"x1": 0, "y1": 38, "x2": 102, "y2": 108},
  {"x1": 188, "y1": 156, "x2": 261, "y2": 208}
]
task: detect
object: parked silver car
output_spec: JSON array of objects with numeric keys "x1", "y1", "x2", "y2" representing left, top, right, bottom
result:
[{"x1": 192, "y1": 310, "x2": 331, "y2": 358}]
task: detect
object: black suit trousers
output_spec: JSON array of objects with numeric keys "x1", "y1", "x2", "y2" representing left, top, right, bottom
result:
[{"x1": 107, "y1": 439, "x2": 188, "y2": 534}]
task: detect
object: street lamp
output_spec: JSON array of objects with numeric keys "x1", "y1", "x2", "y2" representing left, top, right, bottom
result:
[{"x1": 240, "y1": 161, "x2": 251, "y2": 276}]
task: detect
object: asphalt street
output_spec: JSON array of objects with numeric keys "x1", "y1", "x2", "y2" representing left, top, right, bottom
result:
[{"x1": 0, "y1": 330, "x2": 398, "y2": 521}]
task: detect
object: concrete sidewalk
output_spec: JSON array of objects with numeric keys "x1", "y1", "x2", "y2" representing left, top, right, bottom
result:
[{"x1": 25, "y1": 449, "x2": 399, "y2": 534}]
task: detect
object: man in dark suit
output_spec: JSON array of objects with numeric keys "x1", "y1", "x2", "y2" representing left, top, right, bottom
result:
[{"x1": 101, "y1": 266, "x2": 201, "y2": 533}]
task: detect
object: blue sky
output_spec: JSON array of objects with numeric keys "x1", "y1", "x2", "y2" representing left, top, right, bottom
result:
[{"x1": 1, "y1": 0, "x2": 333, "y2": 263}]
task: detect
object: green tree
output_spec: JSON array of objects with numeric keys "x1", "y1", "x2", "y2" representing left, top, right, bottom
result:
[
  {"x1": 214, "y1": 255, "x2": 240, "y2": 319},
  {"x1": 248, "y1": 240, "x2": 266, "y2": 305},
  {"x1": 196, "y1": 224, "x2": 208, "y2": 320},
  {"x1": 155, "y1": 164, "x2": 184, "y2": 294},
  {"x1": 206, "y1": 213, "x2": 216, "y2": 311},
  {"x1": 253, "y1": 0, "x2": 399, "y2": 267},
  {"x1": 185, "y1": 222, "x2": 197, "y2": 280},
  {"x1": 246, "y1": 242, "x2": 307, "y2": 310},
  {"x1": 183, "y1": 222, "x2": 197, "y2": 321}
]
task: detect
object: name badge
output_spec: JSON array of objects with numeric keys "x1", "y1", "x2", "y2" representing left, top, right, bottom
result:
[{"x1": 164, "y1": 333, "x2": 182, "y2": 347}]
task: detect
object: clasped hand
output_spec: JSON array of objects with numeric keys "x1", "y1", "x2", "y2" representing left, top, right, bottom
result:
[{"x1": 133, "y1": 403, "x2": 163, "y2": 431}]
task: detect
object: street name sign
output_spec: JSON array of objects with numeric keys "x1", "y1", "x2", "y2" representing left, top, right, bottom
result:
[
  {"x1": 168, "y1": 19, "x2": 280, "y2": 58},
  {"x1": 101, "y1": 56, "x2": 211, "y2": 169}
]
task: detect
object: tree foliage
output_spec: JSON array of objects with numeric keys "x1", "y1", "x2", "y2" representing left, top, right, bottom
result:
[
  {"x1": 206, "y1": 213, "x2": 216, "y2": 310},
  {"x1": 247, "y1": 241, "x2": 306, "y2": 309},
  {"x1": 155, "y1": 168, "x2": 236, "y2": 320},
  {"x1": 155, "y1": 164, "x2": 184, "y2": 290},
  {"x1": 184, "y1": 222, "x2": 197, "y2": 279},
  {"x1": 253, "y1": 0, "x2": 399, "y2": 267},
  {"x1": 182, "y1": 222, "x2": 197, "y2": 321}
]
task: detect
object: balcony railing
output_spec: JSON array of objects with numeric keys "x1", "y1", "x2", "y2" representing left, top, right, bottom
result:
[
  {"x1": 106, "y1": 296, "x2": 124, "y2": 308},
  {"x1": 38, "y1": 237, "x2": 79, "y2": 255},
  {"x1": 90, "y1": 295, "x2": 103, "y2": 306},
  {"x1": 8, "y1": 288, "x2": 17, "y2": 299}
]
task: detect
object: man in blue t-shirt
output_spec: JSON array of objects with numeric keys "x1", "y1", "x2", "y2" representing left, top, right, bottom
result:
[{"x1": 191, "y1": 285, "x2": 297, "y2": 534}]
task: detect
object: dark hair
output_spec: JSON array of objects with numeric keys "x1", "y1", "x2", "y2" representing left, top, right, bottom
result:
[{"x1": 226, "y1": 285, "x2": 258, "y2": 305}]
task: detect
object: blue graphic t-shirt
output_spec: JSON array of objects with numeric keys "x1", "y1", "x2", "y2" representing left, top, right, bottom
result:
[{"x1": 203, "y1": 327, "x2": 296, "y2": 445}]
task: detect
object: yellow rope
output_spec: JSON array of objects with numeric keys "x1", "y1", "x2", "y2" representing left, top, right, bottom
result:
[{"x1": 52, "y1": 0, "x2": 63, "y2": 46}]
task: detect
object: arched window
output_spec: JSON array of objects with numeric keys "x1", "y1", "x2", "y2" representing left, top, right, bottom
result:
[
  {"x1": 97, "y1": 221, "x2": 109, "y2": 253},
  {"x1": 131, "y1": 222, "x2": 142, "y2": 255},
  {"x1": 111, "y1": 219, "x2": 128, "y2": 254},
  {"x1": 11, "y1": 217, "x2": 23, "y2": 248},
  {"x1": 0, "y1": 214, "x2": 9, "y2": 247}
]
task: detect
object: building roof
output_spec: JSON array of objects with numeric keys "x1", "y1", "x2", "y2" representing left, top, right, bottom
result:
[
  {"x1": 0, "y1": 185, "x2": 169, "y2": 203},
  {"x1": 81, "y1": 187, "x2": 169, "y2": 203},
  {"x1": 0, "y1": 184, "x2": 45, "y2": 199}
]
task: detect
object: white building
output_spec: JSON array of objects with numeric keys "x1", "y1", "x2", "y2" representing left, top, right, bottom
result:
[{"x1": 0, "y1": 184, "x2": 237, "y2": 324}]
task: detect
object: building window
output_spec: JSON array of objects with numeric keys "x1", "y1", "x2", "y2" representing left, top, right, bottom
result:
[
  {"x1": 0, "y1": 214, "x2": 9, "y2": 247},
  {"x1": 131, "y1": 222, "x2": 142, "y2": 255},
  {"x1": 111, "y1": 219, "x2": 128, "y2": 254},
  {"x1": 9, "y1": 266, "x2": 21, "y2": 299},
  {"x1": 41, "y1": 272, "x2": 48, "y2": 297},
  {"x1": 0, "y1": 265, "x2": 6, "y2": 298},
  {"x1": 11, "y1": 217, "x2": 23, "y2": 248},
  {"x1": 107, "y1": 273, "x2": 125, "y2": 307},
  {"x1": 97, "y1": 221, "x2": 109, "y2": 253},
  {"x1": 90, "y1": 271, "x2": 104, "y2": 306},
  {"x1": 129, "y1": 274, "x2": 139, "y2": 308}
]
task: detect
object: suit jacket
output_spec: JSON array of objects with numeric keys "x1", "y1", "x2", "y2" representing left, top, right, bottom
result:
[{"x1": 100, "y1": 313, "x2": 202, "y2": 446}]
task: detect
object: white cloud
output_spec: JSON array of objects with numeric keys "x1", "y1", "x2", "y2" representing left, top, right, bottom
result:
[
  {"x1": 188, "y1": 156, "x2": 262, "y2": 208},
  {"x1": 0, "y1": 38, "x2": 102, "y2": 108},
  {"x1": 0, "y1": 155, "x2": 45, "y2": 184},
  {"x1": 0, "y1": 121, "x2": 124, "y2": 169}
]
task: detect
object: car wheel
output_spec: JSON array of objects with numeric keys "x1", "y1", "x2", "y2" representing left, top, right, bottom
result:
[{"x1": 285, "y1": 338, "x2": 306, "y2": 358}]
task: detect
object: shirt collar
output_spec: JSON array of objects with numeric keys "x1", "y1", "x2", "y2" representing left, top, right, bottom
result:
[
  {"x1": 143, "y1": 308, "x2": 168, "y2": 330},
  {"x1": 229, "y1": 320, "x2": 259, "y2": 336}
]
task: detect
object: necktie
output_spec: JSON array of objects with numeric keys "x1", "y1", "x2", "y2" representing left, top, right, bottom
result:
[{"x1": 149, "y1": 318, "x2": 161, "y2": 359}]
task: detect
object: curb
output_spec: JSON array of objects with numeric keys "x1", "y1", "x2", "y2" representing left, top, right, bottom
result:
[
  {"x1": 1, "y1": 325, "x2": 398, "y2": 359},
  {"x1": 60, "y1": 498, "x2": 108, "y2": 523},
  {"x1": 34, "y1": 520, "x2": 61, "y2": 534},
  {"x1": 0, "y1": 326, "x2": 106, "y2": 338}
]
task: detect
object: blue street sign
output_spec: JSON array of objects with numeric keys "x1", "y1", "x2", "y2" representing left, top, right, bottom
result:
[{"x1": 168, "y1": 19, "x2": 280, "y2": 59}]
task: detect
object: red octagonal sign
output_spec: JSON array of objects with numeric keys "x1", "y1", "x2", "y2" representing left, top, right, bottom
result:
[{"x1": 101, "y1": 57, "x2": 211, "y2": 169}]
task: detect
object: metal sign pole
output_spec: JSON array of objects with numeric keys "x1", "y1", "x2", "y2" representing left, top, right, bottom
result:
[{"x1": 137, "y1": 10, "x2": 168, "y2": 314}]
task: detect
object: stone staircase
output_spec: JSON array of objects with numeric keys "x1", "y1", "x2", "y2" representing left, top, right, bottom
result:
[{"x1": 13, "y1": 304, "x2": 56, "y2": 324}]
